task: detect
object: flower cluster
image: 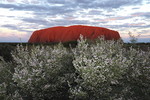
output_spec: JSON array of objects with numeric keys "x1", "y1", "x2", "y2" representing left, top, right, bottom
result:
[
  {"x1": 71, "y1": 36, "x2": 150, "y2": 100},
  {"x1": 1, "y1": 44, "x2": 74, "y2": 100},
  {"x1": 0, "y1": 36, "x2": 149, "y2": 100}
]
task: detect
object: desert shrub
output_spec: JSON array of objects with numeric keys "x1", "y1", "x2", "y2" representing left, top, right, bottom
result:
[
  {"x1": 0, "y1": 37, "x2": 149, "y2": 100},
  {"x1": 70, "y1": 36, "x2": 150, "y2": 100},
  {"x1": 121, "y1": 47, "x2": 150, "y2": 100},
  {"x1": 0, "y1": 57, "x2": 17, "y2": 100},
  {"x1": 0, "y1": 44, "x2": 75, "y2": 100}
]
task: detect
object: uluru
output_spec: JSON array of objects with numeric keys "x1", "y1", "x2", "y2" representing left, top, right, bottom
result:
[{"x1": 28, "y1": 25, "x2": 120, "y2": 43}]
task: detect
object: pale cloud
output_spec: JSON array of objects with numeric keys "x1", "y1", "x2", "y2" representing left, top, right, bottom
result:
[
  {"x1": 0, "y1": 28, "x2": 27, "y2": 37},
  {"x1": 0, "y1": 28, "x2": 29, "y2": 42},
  {"x1": 6, "y1": 0, "x2": 15, "y2": 3},
  {"x1": 0, "y1": 0, "x2": 150, "y2": 42}
]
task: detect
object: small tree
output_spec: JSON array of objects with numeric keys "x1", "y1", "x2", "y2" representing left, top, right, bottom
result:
[{"x1": 128, "y1": 31, "x2": 140, "y2": 43}]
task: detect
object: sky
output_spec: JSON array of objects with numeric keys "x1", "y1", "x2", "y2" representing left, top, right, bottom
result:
[{"x1": 0, "y1": 0, "x2": 150, "y2": 43}]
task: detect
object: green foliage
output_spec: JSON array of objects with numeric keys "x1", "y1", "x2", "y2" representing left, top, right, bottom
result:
[
  {"x1": 0, "y1": 57, "x2": 16, "y2": 100},
  {"x1": 0, "y1": 44, "x2": 75, "y2": 100},
  {"x1": 0, "y1": 37, "x2": 149, "y2": 100},
  {"x1": 70, "y1": 36, "x2": 150, "y2": 100}
]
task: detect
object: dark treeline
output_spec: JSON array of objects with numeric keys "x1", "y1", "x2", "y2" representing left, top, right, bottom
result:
[{"x1": 0, "y1": 42, "x2": 149, "y2": 62}]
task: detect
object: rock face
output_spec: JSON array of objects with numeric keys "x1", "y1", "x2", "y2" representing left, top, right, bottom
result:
[{"x1": 28, "y1": 25, "x2": 121, "y2": 43}]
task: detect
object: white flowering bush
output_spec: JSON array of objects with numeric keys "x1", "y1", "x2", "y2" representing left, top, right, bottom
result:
[
  {"x1": 70, "y1": 36, "x2": 150, "y2": 100},
  {"x1": 12, "y1": 44, "x2": 76, "y2": 100},
  {"x1": 0, "y1": 44, "x2": 75, "y2": 100},
  {"x1": 0, "y1": 37, "x2": 149, "y2": 100},
  {"x1": 121, "y1": 47, "x2": 150, "y2": 100},
  {"x1": 0, "y1": 57, "x2": 19, "y2": 100}
]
